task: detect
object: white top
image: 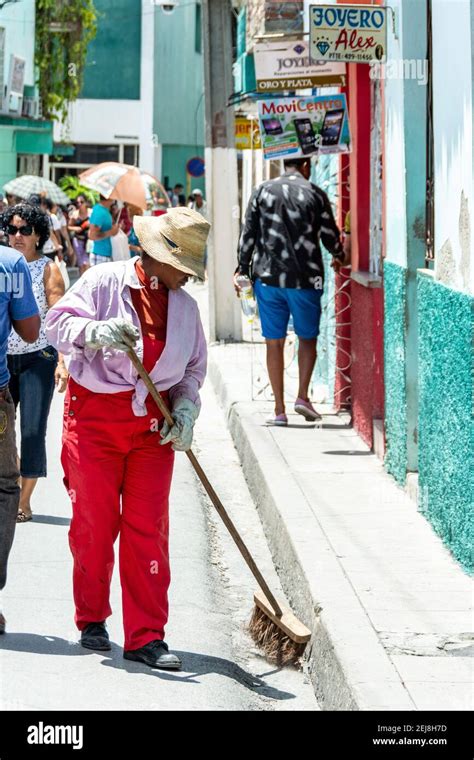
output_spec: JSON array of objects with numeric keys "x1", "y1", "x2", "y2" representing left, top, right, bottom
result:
[
  {"x1": 8, "y1": 256, "x2": 50, "y2": 354},
  {"x1": 43, "y1": 213, "x2": 61, "y2": 254}
]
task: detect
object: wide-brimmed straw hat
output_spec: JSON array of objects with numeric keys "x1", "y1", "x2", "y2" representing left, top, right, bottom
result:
[{"x1": 133, "y1": 207, "x2": 210, "y2": 281}]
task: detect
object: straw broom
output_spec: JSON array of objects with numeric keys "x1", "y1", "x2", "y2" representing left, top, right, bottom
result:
[{"x1": 127, "y1": 348, "x2": 311, "y2": 666}]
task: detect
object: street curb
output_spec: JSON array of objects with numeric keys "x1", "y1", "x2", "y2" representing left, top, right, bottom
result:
[{"x1": 208, "y1": 348, "x2": 415, "y2": 711}]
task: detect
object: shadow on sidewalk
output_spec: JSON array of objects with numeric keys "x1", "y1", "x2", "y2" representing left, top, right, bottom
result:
[
  {"x1": 0, "y1": 633, "x2": 296, "y2": 701},
  {"x1": 26, "y1": 515, "x2": 71, "y2": 526}
]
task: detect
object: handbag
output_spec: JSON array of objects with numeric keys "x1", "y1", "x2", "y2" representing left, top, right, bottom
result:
[
  {"x1": 111, "y1": 229, "x2": 131, "y2": 262},
  {"x1": 54, "y1": 255, "x2": 70, "y2": 290}
]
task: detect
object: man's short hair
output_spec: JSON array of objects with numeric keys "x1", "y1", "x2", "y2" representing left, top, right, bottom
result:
[{"x1": 284, "y1": 157, "x2": 311, "y2": 171}]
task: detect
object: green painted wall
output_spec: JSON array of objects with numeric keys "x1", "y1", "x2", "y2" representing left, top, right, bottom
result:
[
  {"x1": 0, "y1": 127, "x2": 17, "y2": 188},
  {"x1": 161, "y1": 145, "x2": 205, "y2": 194},
  {"x1": 154, "y1": 1, "x2": 204, "y2": 184},
  {"x1": 384, "y1": 261, "x2": 408, "y2": 484},
  {"x1": 417, "y1": 274, "x2": 473, "y2": 573},
  {"x1": 82, "y1": 0, "x2": 141, "y2": 100}
]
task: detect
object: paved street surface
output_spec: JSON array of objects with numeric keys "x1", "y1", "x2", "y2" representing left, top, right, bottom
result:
[{"x1": 0, "y1": 364, "x2": 318, "y2": 711}]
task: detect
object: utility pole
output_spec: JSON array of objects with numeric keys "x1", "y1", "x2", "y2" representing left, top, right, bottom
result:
[{"x1": 202, "y1": 0, "x2": 242, "y2": 342}]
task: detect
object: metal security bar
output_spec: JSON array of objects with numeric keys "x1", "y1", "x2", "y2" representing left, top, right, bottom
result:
[{"x1": 425, "y1": 0, "x2": 435, "y2": 266}]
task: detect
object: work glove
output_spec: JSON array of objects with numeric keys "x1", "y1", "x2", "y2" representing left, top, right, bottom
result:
[
  {"x1": 84, "y1": 318, "x2": 140, "y2": 352},
  {"x1": 160, "y1": 397, "x2": 199, "y2": 452}
]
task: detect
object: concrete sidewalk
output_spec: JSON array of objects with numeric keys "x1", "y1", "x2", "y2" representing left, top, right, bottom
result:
[{"x1": 207, "y1": 339, "x2": 473, "y2": 711}]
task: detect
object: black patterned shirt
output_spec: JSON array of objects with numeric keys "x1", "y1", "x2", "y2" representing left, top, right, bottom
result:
[{"x1": 238, "y1": 171, "x2": 344, "y2": 289}]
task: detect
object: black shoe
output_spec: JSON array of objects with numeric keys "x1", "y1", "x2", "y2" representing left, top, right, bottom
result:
[
  {"x1": 80, "y1": 622, "x2": 111, "y2": 651},
  {"x1": 123, "y1": 640, "x2": 181, "y2": 670},
  {"x1": 0, "y1": 612, "x2": 5, "y2": 635}
]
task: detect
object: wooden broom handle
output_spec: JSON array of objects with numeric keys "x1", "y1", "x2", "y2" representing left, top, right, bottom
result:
[{"x1": 127, "y1": 347, "x2": 283, "y2": 618}]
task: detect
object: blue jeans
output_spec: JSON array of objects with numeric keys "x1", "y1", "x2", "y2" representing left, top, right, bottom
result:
[
  {"x1": 0, "y1": 387, "x2": 19, "y2": 590},
  {"x1": 7, "y1": 347, "x2": 58, "y2": 478}
]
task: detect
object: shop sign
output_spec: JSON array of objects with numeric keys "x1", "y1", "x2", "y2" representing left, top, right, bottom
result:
[
  {"x1": 254, "y1": 40, "x2": 346, "y2": 91},
  {"x1": 235, "y1": 117, "x2": 262, "y2": 150},
  {"x1": 257, "y1": 93, "x2": 351, "y2": 160},
  {"x1": 310, "y1": 4, "x2": 387, "y2": 64}
]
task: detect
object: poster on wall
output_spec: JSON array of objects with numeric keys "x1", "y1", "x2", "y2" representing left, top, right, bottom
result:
[
  {"x1": 310, "y1": 4, "x2": 387, "y2": 64},
  {"x1": 254, "y1": 40, "x2": 346, "y2": 92},
  {"x1": 257, "y1": 93, "x2": 351, "y2": 160},
  {"x1": 235, "y1": 117, "x2": 262, "y2": 150}
]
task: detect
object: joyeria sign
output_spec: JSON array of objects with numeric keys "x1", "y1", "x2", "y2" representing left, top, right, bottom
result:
[
  {"x1": 310, "y1": 4, "x2": 387, "y2": 64},
  {"x1": 254, "y1": 40, "x2": 346, "y2": 91}
]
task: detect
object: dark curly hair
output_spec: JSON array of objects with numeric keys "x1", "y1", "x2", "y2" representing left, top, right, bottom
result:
[{"x1": 0, "y1": 203, "x2": 51, "y2": 251}]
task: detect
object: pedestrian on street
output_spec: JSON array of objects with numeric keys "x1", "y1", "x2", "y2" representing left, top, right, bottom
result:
[
  {"x1": 2, "y1": 204, "x2": 67, "y2": 523},
  {"x1": 188, "y1": 188, "x2": 208, "y2": 219},
  {"x1": 44, "y1": 207, "x2": 210, "y2": 670},
  {"x1": 168, "y1": 183, "x2": 184, "y2": 208},
  {"x1": 235, "y1": 157, "x2": 345, "y2": 426},
  {"x1": 68, "y1": 196, "x2": 91, "y2": 276},
  {"x1": 88, "y1": 195, "x2": 119, "y2": 265},
  {"x1": 126, "y1": 204, "x2": 143, "y2": 256},
  {"x1": 28, "y1": 195, "x2": 62, "y2": 262},
  {"x1": 0, "y1": 244, "x2": 40, "y2": 634}
]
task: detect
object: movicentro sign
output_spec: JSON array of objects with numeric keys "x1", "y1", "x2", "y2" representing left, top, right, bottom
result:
[{"x1": 310, "y1": 4, "x2": 387, "y2": 64}]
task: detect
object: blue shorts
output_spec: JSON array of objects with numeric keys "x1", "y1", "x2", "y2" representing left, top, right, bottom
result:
[{"x1": 254, "y1": 279, "x2": 323, "y2": 340}]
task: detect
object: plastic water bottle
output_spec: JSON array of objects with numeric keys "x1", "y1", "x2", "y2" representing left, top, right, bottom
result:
[{"x1": 236, "y1": 275, "x2": 257, "y2": 321}]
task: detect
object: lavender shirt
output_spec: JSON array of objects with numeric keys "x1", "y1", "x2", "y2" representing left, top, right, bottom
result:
[{"x1": 44, "y1": 257, "x2": 207, "y2": 417}]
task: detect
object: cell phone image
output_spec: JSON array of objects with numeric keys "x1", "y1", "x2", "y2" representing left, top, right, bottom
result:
[
  {"x1": 261, "y1": 118, "x2": 284, "y2": 136},
  {"x1": 294, "y1": 118, "x2": 318, "y2": 155},
  {"x1": 320, "y1": 109, "x2": 345, "y2": 147}
]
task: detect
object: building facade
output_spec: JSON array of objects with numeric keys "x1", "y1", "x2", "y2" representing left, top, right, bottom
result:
[
  {"x1": 51, "y1": 0, "x2": 205, "y2": 194},
  {"x1": 383, "y1": 0, "x2": 473, "y2": 571},
  {"x1": 0, "y1": 0, "x2": 53, "y2": 188}
]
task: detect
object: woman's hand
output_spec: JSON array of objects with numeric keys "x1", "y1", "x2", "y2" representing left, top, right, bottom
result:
[{"x1": 55, "y1": 361, "x2": 69, "y2": 393}]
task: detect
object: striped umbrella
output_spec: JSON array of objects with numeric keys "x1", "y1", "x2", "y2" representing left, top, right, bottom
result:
[
  {"x1": 79, "y1": 162, "x2": 170, "y2": 210},
  {"x1": 3, "y1": 175, "x2": 71, "y2": 206}
]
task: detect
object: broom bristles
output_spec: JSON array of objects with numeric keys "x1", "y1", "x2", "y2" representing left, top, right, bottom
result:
[{"x1": 248, "y1": 604, "x2": 306, "y2": 667}]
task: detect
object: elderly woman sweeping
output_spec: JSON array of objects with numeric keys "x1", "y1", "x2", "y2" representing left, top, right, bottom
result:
[{"x1": 45, "y1": 207, "x2": 210, "y2": 671}]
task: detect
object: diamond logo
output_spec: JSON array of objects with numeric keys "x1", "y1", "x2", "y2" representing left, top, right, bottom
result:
[
  {"x1": 316, "y1": 41, "x2": 330, "y2": 56},
  {"x1": 293, "y1": 44, "x2": 305, "y2": 55}
]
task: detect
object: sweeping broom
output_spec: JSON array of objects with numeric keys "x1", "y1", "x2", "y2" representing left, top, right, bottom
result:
[{"x1": 127, "y1": 347, "x2": 311, "y2": 666}]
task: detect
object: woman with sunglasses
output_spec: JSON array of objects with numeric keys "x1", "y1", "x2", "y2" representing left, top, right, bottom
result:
[{"x1": 1, "y1": 204, "x2": 68, "y2": 523}]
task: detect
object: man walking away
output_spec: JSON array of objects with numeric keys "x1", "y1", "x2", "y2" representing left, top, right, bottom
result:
[
  {"x1": 0, "y1": 244, "x2": 40, "y2": 632},
  {"x1": 235, "y1": 157, "x2": 344, "y2": 426}
]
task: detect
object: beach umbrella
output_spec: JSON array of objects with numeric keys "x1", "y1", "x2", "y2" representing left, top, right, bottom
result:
[
  {"x1": 3, "y1": 175, "x2": 71, "y2": 206},
  {"x1": 79, "y1": 162, "x2": 170, "y2": 210}
]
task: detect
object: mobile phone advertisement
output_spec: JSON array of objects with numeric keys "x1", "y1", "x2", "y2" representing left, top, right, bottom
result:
[{"x1": 257, "y1": 93, "x2": 351, "y2": 160}]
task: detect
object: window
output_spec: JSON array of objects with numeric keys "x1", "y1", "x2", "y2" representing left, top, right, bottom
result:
[
  {"x1": 195, "y1": 3, "x2": 202, "y2": 54},
  {"x1": 17, "y1": 154, "x2": 43, "y2": 176},
  {"x1": 60, "y1": 144, "x2": 120, "y2": 165},
  {"x1": 123, "y1": 144, "x2": 139, "y2": 166}
]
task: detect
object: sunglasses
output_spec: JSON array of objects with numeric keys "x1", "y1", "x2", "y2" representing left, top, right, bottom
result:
[{"x1": 7, "y1": 224, "x2": 34, "y2": 236}]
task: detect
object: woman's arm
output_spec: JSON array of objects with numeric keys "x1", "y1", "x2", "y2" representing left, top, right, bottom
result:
[
  {"x1": 43, "y1": 261, "x2": 69, "y2": 390},
  {"x1": 44, "y1": 260, "x2": 65, "y2": 308}
]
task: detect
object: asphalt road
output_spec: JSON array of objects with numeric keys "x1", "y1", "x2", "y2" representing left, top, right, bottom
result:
[{"x1": 0, "y1": 362, "x2": 318, "y2": 711}]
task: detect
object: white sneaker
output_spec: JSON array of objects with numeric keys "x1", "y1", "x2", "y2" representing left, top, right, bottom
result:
[{"x1": 265, "y1": 413, "x2": 288, "y2": 426}]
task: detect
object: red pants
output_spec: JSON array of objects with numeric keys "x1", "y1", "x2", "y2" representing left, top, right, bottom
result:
[{"x1": 61, "y1": 378, "x2": 174, "y2": 650}]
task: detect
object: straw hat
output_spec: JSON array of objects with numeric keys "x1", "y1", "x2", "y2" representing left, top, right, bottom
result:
[{"x1": 133, "y1": 207, "x2": 210, "y2": 281}]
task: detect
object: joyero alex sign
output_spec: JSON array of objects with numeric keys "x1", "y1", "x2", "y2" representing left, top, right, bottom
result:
[{"x1": 310, "y1": 4, "x2": 387, "y2": 64}]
